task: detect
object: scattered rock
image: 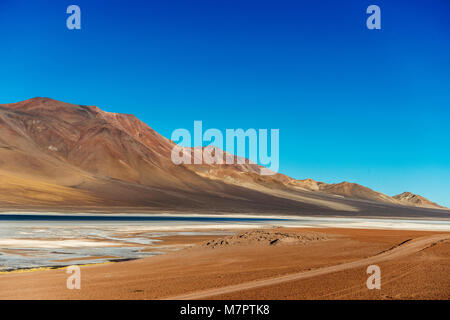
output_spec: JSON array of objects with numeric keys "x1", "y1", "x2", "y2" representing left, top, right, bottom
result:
[{"x1": 202, "y1": 229, "x2": 328, "y2": 249}]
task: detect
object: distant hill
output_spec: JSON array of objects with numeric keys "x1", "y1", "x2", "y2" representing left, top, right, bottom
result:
[{"x1": 393, "y1": 192, "x2": 446, "y2": 209}]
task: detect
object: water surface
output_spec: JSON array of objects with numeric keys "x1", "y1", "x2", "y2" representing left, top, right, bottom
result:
[{"x1": 1, "y1": 214, "x2": 448, "y2": 271}]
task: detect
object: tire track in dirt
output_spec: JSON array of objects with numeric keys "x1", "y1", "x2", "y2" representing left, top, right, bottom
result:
[{"x1": 164, "y1": 234, "x2": 450, "y2": 300}]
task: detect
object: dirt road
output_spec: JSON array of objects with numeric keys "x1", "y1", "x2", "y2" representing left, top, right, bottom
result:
[{"x1": 165, "y1": 234, "x2": 450, "y2": 300}]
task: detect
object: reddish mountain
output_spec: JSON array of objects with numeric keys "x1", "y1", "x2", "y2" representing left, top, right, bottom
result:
[
  {"x1": 0, "y1": 98, "x2": 298, "y2": 211},
  {"x1": 393, "y1": 192, "x2": 446, "y2": 209},
  {"x1": 0, "y1": 98, "x2": 446, "y2": 215},
  {"x1": 318, "y1": 181, "x2": 396, "y2": 203}
]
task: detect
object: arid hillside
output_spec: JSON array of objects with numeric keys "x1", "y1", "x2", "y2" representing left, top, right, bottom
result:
[{"x1": 0, "y1": 98, "x2": 447, "y2": 217}]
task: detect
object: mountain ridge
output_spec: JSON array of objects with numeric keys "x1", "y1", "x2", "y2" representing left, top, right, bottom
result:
[
  {"x1": 0, "y1": 97, "x2": 447, "y2": 215},
  {"x1": 393, "y1": 191, "x2": 446, "y2": 209}
]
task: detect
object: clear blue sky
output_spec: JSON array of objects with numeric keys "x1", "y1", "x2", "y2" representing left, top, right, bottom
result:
[{"x1": 0, "y1": 0, "x2": 449, "y2": 206}]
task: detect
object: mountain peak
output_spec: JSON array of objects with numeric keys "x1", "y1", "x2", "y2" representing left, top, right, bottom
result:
[
  {"x1": 393, "y1": 192, "x2": 446, "y2": 209},
  {"x1": 0, "y1": 97, "x2": 447, "y2": 215},
  {"x1": 317, "y1": 180, "x2": 394, "y2": 203}
]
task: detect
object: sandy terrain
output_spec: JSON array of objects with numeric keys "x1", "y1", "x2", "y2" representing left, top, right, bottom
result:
[{"x1": 0, "y1": 228, "x2": 449, "y2": 300}]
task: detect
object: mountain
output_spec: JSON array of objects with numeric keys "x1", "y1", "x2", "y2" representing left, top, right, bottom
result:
[
  {"x1": 0, "y1": 97, "x2": 446, "y2": 216},
  {"x1": 393, "y1": 192, "x2": 446, "y2": 209},
  {"x1": 318, "y1": 182, "x2": 396, "y2": 203}
]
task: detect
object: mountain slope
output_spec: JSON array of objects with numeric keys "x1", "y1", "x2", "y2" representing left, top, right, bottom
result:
[
  {"x1": 393, "y1": 192, "x2": 446, "y2": 209},
  {"x1": 318, "y1": 182, "x2": 396, "y2": 203},
  {"x1": 0, "y1": 98, "x2": 319, "y2": 211},
  {"x1": 0, "y1": 98, "x2": 446, "y2": 215}
]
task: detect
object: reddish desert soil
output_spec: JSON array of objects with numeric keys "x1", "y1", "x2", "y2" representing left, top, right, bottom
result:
[{"x1": 0, "y1": 228, "x2": 449, "y2": 300}]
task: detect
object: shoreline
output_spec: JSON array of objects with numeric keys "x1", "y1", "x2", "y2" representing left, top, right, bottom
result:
[
  {"x1": 0, "y1": 229, "x2": 230, "y2": 274},
  {"x1": 0, "y1": 210, "x2": 449, "y2": 221},
  {"x1": 1, "y1": 212, "x2": 450, "y2": 231},
  {"x1": 0, "y1": 261, "x2": 117, "y2": 275},
  {"x1": 2, "y1": 216, "x2": 450, "y2": 273}
]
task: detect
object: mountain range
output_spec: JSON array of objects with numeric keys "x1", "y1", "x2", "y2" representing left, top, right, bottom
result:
[{"x1": 0, "y1": 98, "x2": 447, "y2": 217}]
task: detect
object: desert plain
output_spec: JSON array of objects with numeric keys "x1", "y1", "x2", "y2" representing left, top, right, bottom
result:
[{"x1": 0, "y1": 226, "x2": 448, "y2": 300}]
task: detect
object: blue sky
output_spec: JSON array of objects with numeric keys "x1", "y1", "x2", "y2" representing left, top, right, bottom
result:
[{"x1": 0, "y1": 0, "x2": 449, "y2": 206}]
